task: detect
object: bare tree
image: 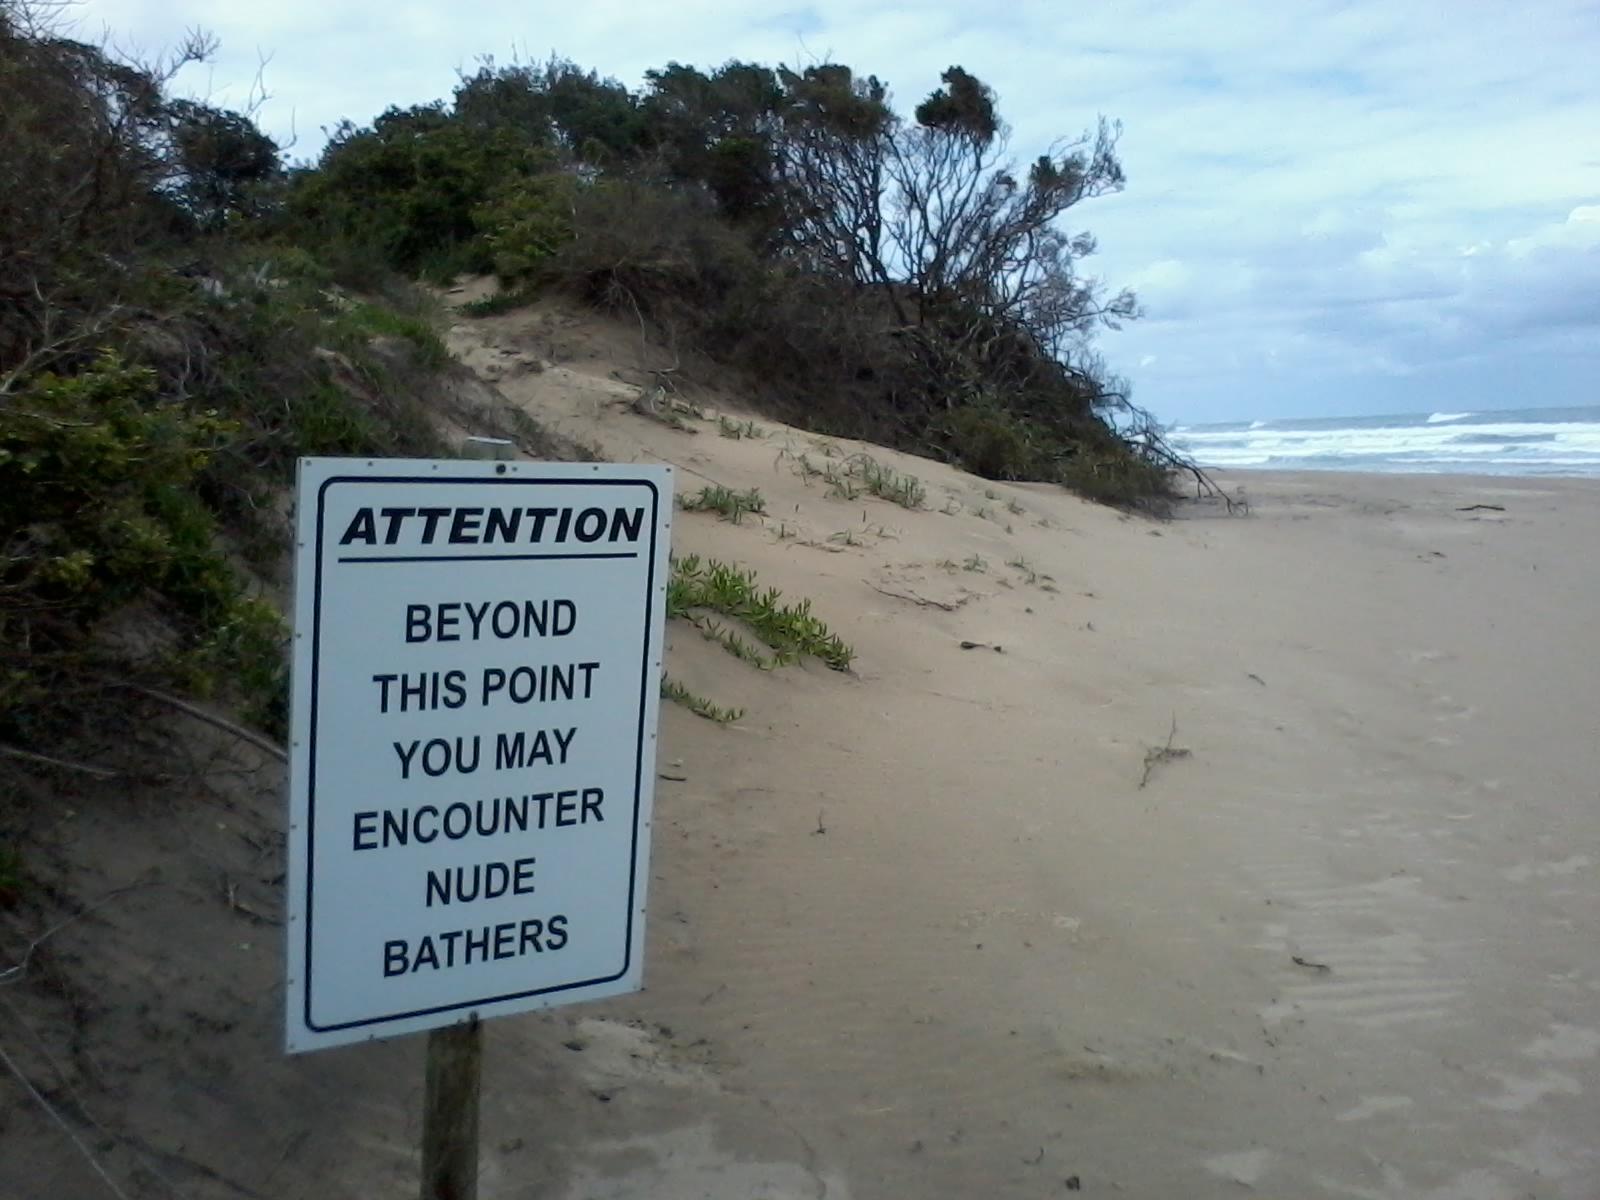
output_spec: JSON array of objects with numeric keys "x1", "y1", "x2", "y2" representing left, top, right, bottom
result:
[
  {"x1": 771, "y1": 64, "x2": 899, "y2": 300},
  {"x1": 767, "y1": 66, "x2": 1135, "y2": 363}
]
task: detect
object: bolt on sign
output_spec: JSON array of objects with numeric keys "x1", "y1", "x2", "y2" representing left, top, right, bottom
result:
[{"x1": 285, "y1": 459, "x2": 672, "y2": 1052}]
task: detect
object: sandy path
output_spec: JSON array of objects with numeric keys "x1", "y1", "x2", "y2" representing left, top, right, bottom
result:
[{"x1": 446, "y1": 306, "x2": 1600, "y2": 1199}]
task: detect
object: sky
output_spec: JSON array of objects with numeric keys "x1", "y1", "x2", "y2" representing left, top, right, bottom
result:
[{"x1": 70, "y1": 0, "x2": 1600, "y2": 425}]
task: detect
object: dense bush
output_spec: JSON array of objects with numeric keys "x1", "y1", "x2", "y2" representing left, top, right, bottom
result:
[
  {"x1": 264, "y1": 49, "x2": 1196, "y2": 506},
  {"x1": 0, "y1": 353, "x2": 286, "y2": 740},
  {"x1": 940, "y1": 403, "x2": 1046, "y2": 480},
  {"x1": 475, "y1": 172, "x2": 579, "y2": 282},
  {"x1": 423, "y1": 58, "x2": 1193, "y2": 504},
  {"x1": 0, "y1": 12, "x2": 466, "y2": 776}
]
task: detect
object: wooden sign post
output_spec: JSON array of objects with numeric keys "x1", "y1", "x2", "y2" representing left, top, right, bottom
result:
[{"x1": 421, "y1": 1019, "x2": 483, "y2": 1200}]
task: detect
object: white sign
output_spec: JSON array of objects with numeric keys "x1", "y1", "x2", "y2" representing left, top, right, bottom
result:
[{"x1": 285, "y1": 458, "x2": 672, "y2": 1052}]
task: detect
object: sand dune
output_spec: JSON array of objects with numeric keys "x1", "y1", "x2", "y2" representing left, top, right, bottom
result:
[{"x1": 443, "y1": 302, "x2": 1600, "y2": 1198}]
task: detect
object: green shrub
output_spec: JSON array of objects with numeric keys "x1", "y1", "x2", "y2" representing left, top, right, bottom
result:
[
  {"x1": 284, "y1": 105, "x2": 540, "y2": 277},
  {"x1": 201, "y1": 267, "x2": 447, "y2": 474},
  {"x1": 1057, "y1": 448, "x2": 1176, "y2": 507},
  {"x1": 940, "y1": 403, "x2": 1044, "y2": 480},
  {"x1": 343, "y1": 300, "x2": 452, "y2": 370},
  {"x1": 476, "y1": 173, "x2": 579, "y2": 282},
  {"x1": 0, "y1": 352, "x2": 288, "y2": 737},
  {"x1": 668, "y1": 554, "x2": 853, "y2": 670}
]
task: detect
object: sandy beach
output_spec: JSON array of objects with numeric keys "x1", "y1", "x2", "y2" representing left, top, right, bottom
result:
[
  {"x1": 439, "y1": 306, "x2": 1600, "y2": 1198},
  {"x1": 8, "y1": 303, "x2": 1598, "y2": 1200}
]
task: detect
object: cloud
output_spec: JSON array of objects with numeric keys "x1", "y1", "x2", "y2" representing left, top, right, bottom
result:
[{"x1": 70, "y1": 0, "x2": 1600, "y2": 423}]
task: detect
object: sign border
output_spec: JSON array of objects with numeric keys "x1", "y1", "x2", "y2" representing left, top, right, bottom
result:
[{"x1": 286, "y1": 459, "x2": 670, "y2": 1051}]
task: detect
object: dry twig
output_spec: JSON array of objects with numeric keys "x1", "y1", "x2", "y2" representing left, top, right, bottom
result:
[
  {"x1": 865, "y1": 582, "x2": 963, "y2": 611},
  {"x1": 1139, "y1": 714, "x2": 1191, "y2": 789}
]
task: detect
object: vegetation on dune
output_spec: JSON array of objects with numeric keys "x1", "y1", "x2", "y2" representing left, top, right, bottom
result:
[
  {"x1": 0, "y1": 7, "x2": 532, "y2": 788},
  {"x1": 658, "y1": 553, "x2": 855, "y2": 721},
  {"x1": 286, "y1": 53, "x2": 1212, "y2": 503},
  {"x1": 668, "y1": 554, "x2": 854, "y2": 673},
  {"x1": 678, "y1": 484, "x2": 768, "y2": 523},
  {"x1": 659, "y1": 676, "x2": 744, "y2": 725},
  {"x1": 0, "y1": 1, "x2": 1215, "y2": 794}
]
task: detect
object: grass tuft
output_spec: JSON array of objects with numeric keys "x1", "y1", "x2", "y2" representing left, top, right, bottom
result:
[
  {"x1": 855, "y1": 457, "x2": 927, "y2": 509},
  {"x1": 718, "y1": 416, "x2": 762, "y2": 439},
  {"x1": 778, "y1": 448, "x2": 925, "y2": 510},
  {"x1": 661, "y1": 676, "x2": 744, "y2": 724},
  {"x1": 679, "y1": 484, "x2": 767, "y2": 523}
]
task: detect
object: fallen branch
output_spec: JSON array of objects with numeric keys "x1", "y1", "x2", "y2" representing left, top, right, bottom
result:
[
  {"x1": 0, "y1": 744, "x2": 120, "y2": 779},
  {"x1": 866, "y1": 582, "x2": 962, "y2": 611},
  {"x1": 123, "y1": 684, "x2": 287, "y2": 763}
]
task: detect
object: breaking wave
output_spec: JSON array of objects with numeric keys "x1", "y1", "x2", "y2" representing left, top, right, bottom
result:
[{"x1": 1171, "y1": 405, "x2": 1600, "y2": 476}]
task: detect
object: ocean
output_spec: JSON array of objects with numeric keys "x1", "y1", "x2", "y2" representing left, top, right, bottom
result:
[{"x1": 1169, "y1": 404, "x2": 1600, "y2": 477}]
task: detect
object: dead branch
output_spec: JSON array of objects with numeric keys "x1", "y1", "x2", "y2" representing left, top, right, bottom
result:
[
  {"x1": 865, "y1": 582, "x2": 963, "y2": 611},
  {"x1": 122, "y1": 684, "x2": 287, "y2": 763},
  {"x1": 0, "y1": 744, "x2": 120, "y2": 779},
  {"x1": 1139, "y1": 713, "x2": 1191, "y2": 789}
]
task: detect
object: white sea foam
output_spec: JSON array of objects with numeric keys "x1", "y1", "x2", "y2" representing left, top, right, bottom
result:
[
  {"x1": 1172, "y1": 410, "x2": 1600, "y2": 475},
  {"x1": 1426, "y1": 411, "x2": 1475, "y2": 424}
]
